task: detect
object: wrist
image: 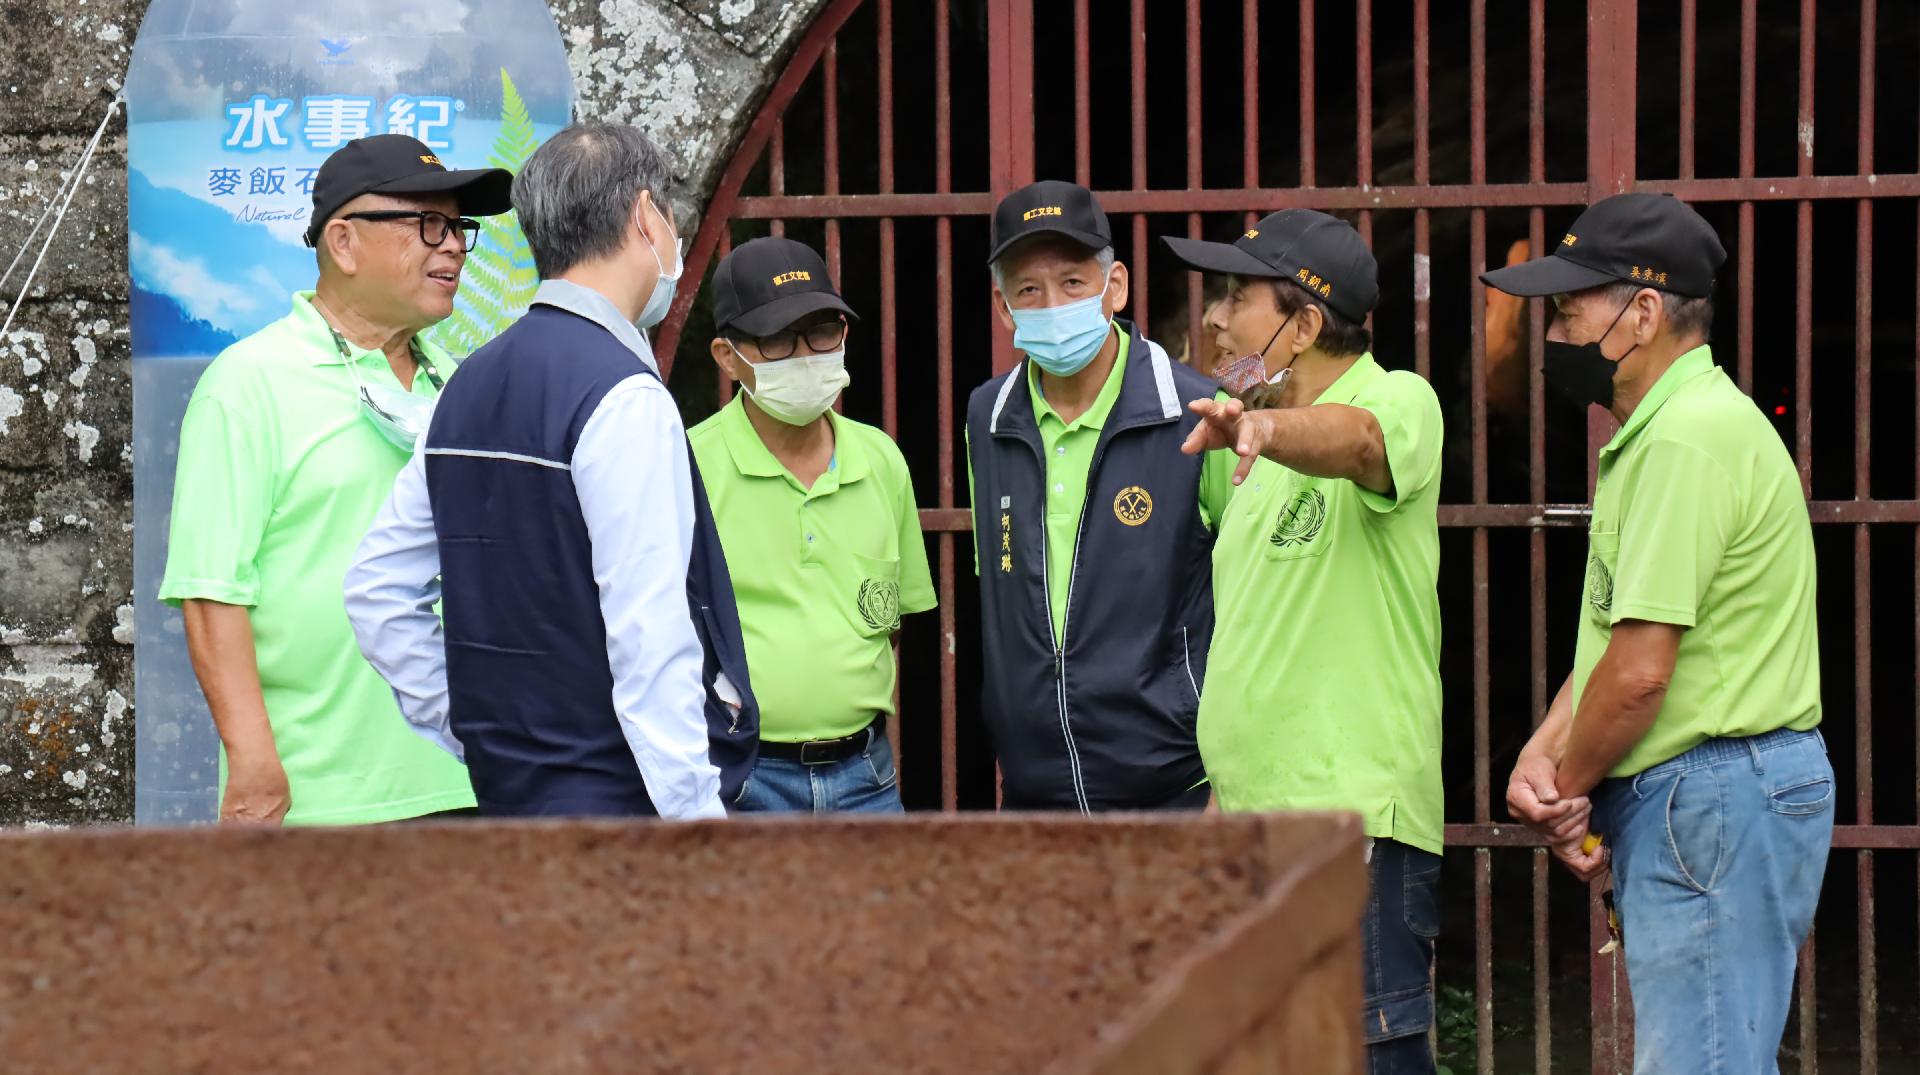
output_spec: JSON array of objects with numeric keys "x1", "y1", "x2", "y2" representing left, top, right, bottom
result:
[{"x1": 222, "y1": 727, "x2": 281, "y2": 766}]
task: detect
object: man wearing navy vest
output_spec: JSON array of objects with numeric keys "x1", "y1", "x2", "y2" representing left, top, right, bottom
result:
[
  {"x1": 346, "y1": 123, "x2": 757, "y2": 818},
  {"x1": 965, "y1": 181, "x2": 1238, "y2": 812}
]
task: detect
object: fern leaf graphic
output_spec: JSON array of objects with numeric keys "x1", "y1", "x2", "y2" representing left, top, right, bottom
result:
[{"x1": 426, "y1": 68, "x2": 545, "y2": 359}]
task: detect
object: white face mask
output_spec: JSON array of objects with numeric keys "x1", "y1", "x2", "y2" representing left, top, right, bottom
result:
[{"x1": 731, "y1": 342, "x2": 850, "y2": 426}]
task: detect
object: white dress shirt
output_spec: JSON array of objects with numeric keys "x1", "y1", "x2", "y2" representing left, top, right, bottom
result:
[{"x1": 345, "y1": 279, "x2": 725, "y2": 820}]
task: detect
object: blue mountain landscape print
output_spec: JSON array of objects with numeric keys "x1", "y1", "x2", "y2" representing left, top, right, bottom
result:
[
  {"x1": 131, "y1": 285, "x2": 239, "y2": 356},
  {"x1": 126, "y1": 168, "x2": 313, "y2": 354}
]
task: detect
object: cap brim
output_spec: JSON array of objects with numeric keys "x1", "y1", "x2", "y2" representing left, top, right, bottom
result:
[
  {"x1": 1480, "y1": 253, "x2": 1620, "y2": 297},
  {"x1": 1160, "y1": 235, "x2": 1284, "y2": 278},
  {"x1": 725, "y1": 290, "x2": 859, "y2": 337},
  {"x1": 372, "y1": 167, "x2": 515, "y2": 216},
  {"x1": 984, "y1": 225, "x2": 1111, "y2": 265}
]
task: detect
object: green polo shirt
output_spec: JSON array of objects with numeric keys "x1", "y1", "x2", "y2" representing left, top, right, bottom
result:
[
  {"x1": 690, "y1": 397, "x2": 936, "y2": 743},
  {"x1": 159, "y1": 291, "x2": 476, "y2": 825},
  {"x1": 966, "y1": 328, "x2": 1239, "y2": 639},
  {"x1": 1196, "y1": 354, "x2": 1446, "y2": 855},
  {"x1": 1574, "y1": 346, "x2": 1820, "y2": 776}
]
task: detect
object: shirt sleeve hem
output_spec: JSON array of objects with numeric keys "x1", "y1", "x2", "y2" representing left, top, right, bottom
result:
[
  {"x1": 1353, "y1": 483, "x2": 1402, "y2": 514},
  {"x1": 1353, "y1": 401, "x2": 1414, "y2": 515},
  {"x1": 157, "y1": 579, "x2": 259, "y2": 608},
  {"x1": 1608, "y1": 602, "x2": 1698, "y2": 629}
]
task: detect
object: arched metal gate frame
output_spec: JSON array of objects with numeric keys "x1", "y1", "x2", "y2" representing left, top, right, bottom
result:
[{"x1": 654, "y1": 2, "x2": 1920, "y2": 1070}]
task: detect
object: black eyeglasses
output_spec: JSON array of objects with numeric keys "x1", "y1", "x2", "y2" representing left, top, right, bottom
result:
[
  {"x1": 752, "y1": 318, "x2": 848, "y2": 360},
  {"x1": 340, "y1": 210, "x2": 482, "y2": 252}
]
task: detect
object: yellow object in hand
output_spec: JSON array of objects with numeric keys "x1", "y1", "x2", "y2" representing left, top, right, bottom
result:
[{"x1": 1582, "y1": 832, "x2": 1604, "y2": 854}]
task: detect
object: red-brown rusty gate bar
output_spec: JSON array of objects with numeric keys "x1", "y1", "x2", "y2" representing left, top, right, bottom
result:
[{"x1": 654, "y1": 2, "x2": 1920, "y2": 1070}]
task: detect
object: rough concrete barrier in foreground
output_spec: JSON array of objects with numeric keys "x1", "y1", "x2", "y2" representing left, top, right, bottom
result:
[{"x1": 0, "y1": 812, "x2": 1365, "y2": 1073}]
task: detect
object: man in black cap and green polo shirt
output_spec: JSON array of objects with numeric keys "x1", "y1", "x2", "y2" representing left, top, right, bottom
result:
[
  {"x1": 965, "y1": 180, "x2": 1239, "y2": 812},
  {"x1": 691, "y1": 236, "x2": 935, "y2": 813},
  {"x1": 1166, "y1": 208, "x2": 1445, "y2": 1073},
  {"x1": 1487, "y1": 192, "x2": 1829, "y2": 1074},
  {"x1": 162, "y1": 134, "x2": 511, "y2": 824}
]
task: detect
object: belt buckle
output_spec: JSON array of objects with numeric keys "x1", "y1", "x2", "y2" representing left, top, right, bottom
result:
[{"x1": 799, "y1": 739, "x2": 838, "y2": 766}]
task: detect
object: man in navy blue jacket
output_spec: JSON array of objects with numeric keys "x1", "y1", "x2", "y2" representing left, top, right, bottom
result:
[
  {"x1": 966, "y1": 181, "x2": 1238, "y2": 812},
  {"x1": 346, "y1": 123, "x2": 757, "y2": 818}
]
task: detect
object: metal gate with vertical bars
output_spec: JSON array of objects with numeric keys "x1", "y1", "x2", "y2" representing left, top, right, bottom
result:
[{"x1": 655, "y1": 2, "x2": 1920, "y2": 1069}]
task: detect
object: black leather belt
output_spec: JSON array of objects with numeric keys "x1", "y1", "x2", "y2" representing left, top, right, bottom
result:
[{"x1": 759, "y1": 715, "x2": 885, "y2": 766}]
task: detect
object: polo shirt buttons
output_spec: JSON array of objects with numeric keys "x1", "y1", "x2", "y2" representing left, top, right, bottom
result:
[{"x1": 1055, "y1": 445, "x2": 1066, "y2": 455}]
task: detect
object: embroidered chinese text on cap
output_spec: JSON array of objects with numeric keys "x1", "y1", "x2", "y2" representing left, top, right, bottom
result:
[
  {"x1": 1479, "y1": 191, "x2": 1726, "y2": 298},
  {"x1": 303, "y1": 133, "x2": 514, "y2": 247},
  {"x1": 1160, "y1": 208, "x2": 1380, "y2": 324},
  {"x1": 711, "y1": 236, "x2": 860, "y2": 337},
  {"x1": 986, "y1": 179, "x2": 1114, "y2": 264}
]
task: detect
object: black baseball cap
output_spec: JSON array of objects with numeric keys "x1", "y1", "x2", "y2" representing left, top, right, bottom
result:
[
  {"x1": 711, "y1": 236, "x2": 858, "y2": 337},
  {"x1": 1481, "y1": 192, "x2": 1725, "y2": 298},
  {"x1": 1161, "y1": 209, "x2": 1380, "y2": 323},
  {"x1": 303, "y1": 134, "x2": 513, "y2": 247},
  {"x1": 986, "y1": 180, "x2": 1112, "y2": 264}
]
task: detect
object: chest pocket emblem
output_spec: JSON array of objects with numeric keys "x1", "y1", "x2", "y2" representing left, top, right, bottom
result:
[
  {"x1": 1113, "y1": 485, "x2": 1153, "y2": 526},
  {"x1": 858, "y1": 579, "x2": 902, "y2": 631},
  {"x1": 1586, "y1": 555, "x2": 1614, "y2": 616},
  {"x1": 1269, "y1": 488, "x2": 1327, "y2": 547}
]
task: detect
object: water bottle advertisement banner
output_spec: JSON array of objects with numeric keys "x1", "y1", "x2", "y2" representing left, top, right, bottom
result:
[{"x1": 127, "y1": 0, "x2": 575, "y2": 823}]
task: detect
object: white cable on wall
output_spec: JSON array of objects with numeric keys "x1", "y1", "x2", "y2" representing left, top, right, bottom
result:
[{"x1": 1, "y1": 94, "x2": 126, "y2": 343}]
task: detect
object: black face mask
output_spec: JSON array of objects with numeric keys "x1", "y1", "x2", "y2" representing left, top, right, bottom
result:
[{"x1": 1544, "y1": 298, "x2": 1638, "y2": 409}]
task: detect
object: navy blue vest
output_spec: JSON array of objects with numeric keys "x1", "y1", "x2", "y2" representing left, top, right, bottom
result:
[
  {"x1": 966, "y1": 320, "x2": 1217, "y2": 811},
  {"x1": 423, "y1": 304, "x2": 758, "y2": 816}
]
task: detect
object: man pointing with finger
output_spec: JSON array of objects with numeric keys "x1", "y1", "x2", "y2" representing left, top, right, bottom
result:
[{"x1": 1166, "y1": 209, "x2": 1446, "y2": 1072}]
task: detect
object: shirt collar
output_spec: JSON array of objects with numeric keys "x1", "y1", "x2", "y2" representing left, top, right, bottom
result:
[
  {"x1": 294, "y1": 291, "x2": 450, "y2": 379},
  {"x1": 531, "y1": 278, "x2": 662, "y2": 376},
  {"x1": 1602, "y1": 345, "x2": 1716, "y2": 456},
  {"x1": 1027, "y1": 326, "x2": 1131, "y2": 433},
  {"x1": 1311, "y1": 351, "x2": 1382, "y2": 405},
  {"x1": 716, "y1": 395, "x2": 868, "y2": 488}
]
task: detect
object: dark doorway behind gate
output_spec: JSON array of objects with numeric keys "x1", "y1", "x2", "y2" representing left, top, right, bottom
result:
[{"x1": 655, "y1": 2, "x2": 1920, "y2": 1070}]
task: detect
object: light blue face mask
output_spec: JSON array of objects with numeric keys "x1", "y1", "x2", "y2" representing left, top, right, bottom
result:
[
  {"x1": 328, "y1": 326, "x2": 442, "y2": 451},
  {"x1": 636, "y1": 199, "x2": 683, "y2": 330},
  {"x1": 1005, "y1": 267, "x2": 1114, "y2": 376}
]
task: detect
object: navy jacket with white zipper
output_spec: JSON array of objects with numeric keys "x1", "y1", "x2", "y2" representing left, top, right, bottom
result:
[{"x1": 966, "y1": 320, "x2": 1218, "y2": 811}]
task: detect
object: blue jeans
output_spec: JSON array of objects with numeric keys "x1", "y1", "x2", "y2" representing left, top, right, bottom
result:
[
  {"x1": 732, "y1": 729, "x2": 903, "y2": 814},
  {"x1": 1363, "y1": 838, "x2": 1441, "y2": 1075},
  {"x1": 1592, "y1": 727, "x2": 1834, "y2": 1075}
]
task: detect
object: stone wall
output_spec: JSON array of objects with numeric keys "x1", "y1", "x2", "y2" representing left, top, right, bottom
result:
[{"x1": 0, "y1": 0, "x2": 828, "y2": 825}]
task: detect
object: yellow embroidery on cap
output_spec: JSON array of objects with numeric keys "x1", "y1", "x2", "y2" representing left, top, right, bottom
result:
[
  {"x1": 772, "y1": 271, "x2": 813, "y2": 286},
  {"x1": 1561, "y1": 233, "x2": 1577, "y2": 247},
  {"x1": 1243, "y1": 229, "x2": 1260, "y2": 239},
  {"x1": 419, "y1": 155, "x2": 442, "y2": 166},
  {"x1": 1022, "y1": 206, "x2": 1064, "y2": 221}
]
